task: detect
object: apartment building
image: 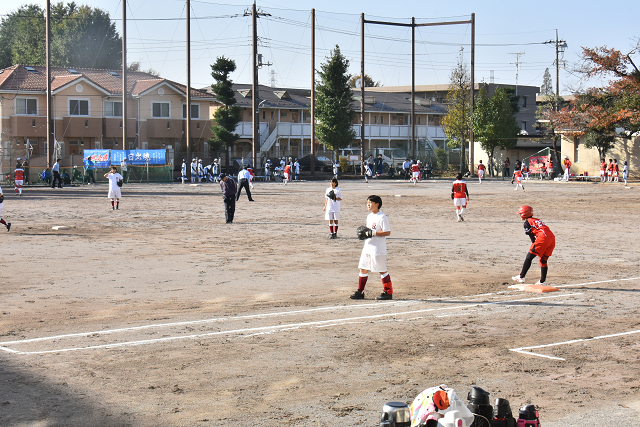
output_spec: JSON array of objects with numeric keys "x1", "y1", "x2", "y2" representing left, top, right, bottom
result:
[{"x1": 0, "y1": 64, "x2": 216, "y2": 170}]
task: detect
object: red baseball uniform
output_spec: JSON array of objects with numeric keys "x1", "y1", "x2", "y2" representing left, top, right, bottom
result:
[{"x1": 524, "y1": 217, "x2": 555, "y2": 266}]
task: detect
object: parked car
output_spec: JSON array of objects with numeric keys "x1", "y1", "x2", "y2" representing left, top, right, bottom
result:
[
  {"x1": 299, "y1": 155, "x2": 332, "y2": 172},
  {"x1": 375, "y1": 148, "x2": 407, "y2": 170}
]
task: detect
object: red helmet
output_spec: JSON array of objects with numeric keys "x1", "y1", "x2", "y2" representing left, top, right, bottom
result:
[{"x1": 517, "y1": 205, "x2": 533, "y2": 218}]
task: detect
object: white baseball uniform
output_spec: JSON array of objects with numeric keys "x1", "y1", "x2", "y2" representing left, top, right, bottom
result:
[{"x1": 358, "y1": 211, "x2": 390, "y2": 272}]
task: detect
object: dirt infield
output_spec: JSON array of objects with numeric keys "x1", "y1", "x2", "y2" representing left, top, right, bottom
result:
[{"x1": 1, "y1": 178, "x2": 639, "y2": 426}]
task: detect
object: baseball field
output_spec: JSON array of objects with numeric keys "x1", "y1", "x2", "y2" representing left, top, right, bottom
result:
[{"x1": 1, "y1": 177, "x2": 639, "y2": 426}]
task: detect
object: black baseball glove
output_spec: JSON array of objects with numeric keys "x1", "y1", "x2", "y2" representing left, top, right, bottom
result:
[
  {"x1": 356, "y1": 225, "x2": 373, "y2": 240},
  {"x1": 117, "y1": 179, "x2": 123, "y2": 187},
  {"x1": 0, "y1": 194, "x2": 4, "y2": 203},
  {"x1": 328, "y1": 190, "x2": 336, "y2": 201}
]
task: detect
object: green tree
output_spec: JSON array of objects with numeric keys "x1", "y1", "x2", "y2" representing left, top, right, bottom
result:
[
  {"x1": 209, "y1": 56, "x2": 242, "y2": 173},
  {"x1": 541, "y1": 68, "x2": 553, "y2": 96},
  {"x1": 584, "y1": 130, "x2": 616, "y2": 160},
  {"x1": 442, "y1": 55, "x2": 471, "y2": 173},
  {"x1": 0, "y1": 2, "x2": 122, "y2": 69},
  {"x1": 348, "y1": 74, "x2": 380, "y2": 88},
  {"x1": 473, "y1": 85, "x2": 520, "y2": 176},
  {"x1": 315, "y1": 45, "x2": 356, "y2": 158}
]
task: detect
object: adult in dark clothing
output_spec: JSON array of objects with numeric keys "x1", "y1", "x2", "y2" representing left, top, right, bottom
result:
[
  {"x1": 219, "y1": 173, "x2": 237, "y2": 223},
  {"x1": 22, "y1": 158, "x2": 29, "y2": 183},
  {"x1": 375, "y1": 154, "x2": 384, "y2": 176}
]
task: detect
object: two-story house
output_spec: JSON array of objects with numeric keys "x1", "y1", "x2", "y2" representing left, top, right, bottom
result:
[{"x1": 0, "y1": 64, "x2": 216, "y2": 173}]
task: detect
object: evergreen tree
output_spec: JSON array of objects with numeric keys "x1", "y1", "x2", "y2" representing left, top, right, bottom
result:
[
  {"x1": 541, "y1": 68, "x2": 554, "y2": 96},
  {"x1": 442, "y1": 55, "x2": 471, "y2": 173},
  {"x1": 315, "y1": 45, "x2": 356, "y2": 158},
  {"x1": 209, "y1": 56, "x2": 242, "y2": 173}
]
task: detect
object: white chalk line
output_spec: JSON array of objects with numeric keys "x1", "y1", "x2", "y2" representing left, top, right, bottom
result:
[
  {"x1": 510, "y1": 329, "x2": 640, "y2": 361},
  {"x1": 555, "y1": 276, "x2": 640, "y2": 288},
  {"x1": 0, "y1": 291, "x2": 520, "y2": 347},
  {"x1": 1, "y1": 292, "x2": 582, "y2": 355}
]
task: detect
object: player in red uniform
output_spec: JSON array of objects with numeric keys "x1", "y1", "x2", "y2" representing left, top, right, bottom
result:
[
  {"x1": 512, "y1": 205, "x2": 555, "y2": 286},
  {"x1": 14, "y1": 165, "x2": 24, "y2": 195},
  {"x1": 451, "y1": 173, "x2": 469, "y2": 222},
  {"x1": 600, "y1": 159, "x2": 606, "y2": 183},
  {"x1": 607, "y1": 159, "x2": 614, "y2": 182},
  {"x1": 613, "y1": 159, "x2": 619, "y2": 182},
  {"x1": 511, "y1": 168, "x2": 524, "y2": 191},
  {"x1": 477, "y1": 160, "x2": 486, "y2": 183},
  {"x1": 410, "y1": 161, "x2": 421, "y2": 185}
]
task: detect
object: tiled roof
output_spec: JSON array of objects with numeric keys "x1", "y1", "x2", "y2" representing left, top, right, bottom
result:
[{"x1": 0, "y1": 64, "x2": 214, "y2": 99}]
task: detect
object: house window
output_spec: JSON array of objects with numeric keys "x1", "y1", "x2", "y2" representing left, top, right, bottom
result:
[
  {"x1": 182, "y1": 104, "x2": 199, "y2": 119},
  {"x1": 271, "y1": 111, "x2": 274, "y2": 120},
  {"x1": 16, "y1": 98, "x2": 38, "y2": 115},
  {"x1": 374, "y1": 116, "x2": 377, "y2": 124},
  {"x1": 104, "y1": 101, "x2": 122, "y2": 117},
  {"x1": 418, "y1": 116, "x2": 421, "y2": 125},
  {"x1": 381, "y1": 116, "x2": 384, "y2": 124},
  {"x1": 262, "y1": 110, "x2": 266, "y2": 120},
  {"x1": 281, "y1": 111, "x2": 287, "y2": 118},
  {"x1": 521, "y1": 121, "x2": 527, "y2": 131},
  {"x1": 153, "y1": 102, "x2": 170, "y2": 118},
  {"x1": 523, "y1": 96, "x2": 528, "y2": 108},
  {"x1": 69, "y1": 99, "x2": 89, "y2": 116}
]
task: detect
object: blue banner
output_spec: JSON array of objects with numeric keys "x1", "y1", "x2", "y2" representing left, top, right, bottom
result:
[
  {"x1": 83, "y1": 150, "x2": 110, "y2": 168},
  {"x1": 111, "y1": 149, "x2": 166, "y2": 166}
]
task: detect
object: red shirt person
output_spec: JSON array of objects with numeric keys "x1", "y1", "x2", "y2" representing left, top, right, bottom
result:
[{"x1": 512, "y1": 205, "x2": 556, "y2": 286}]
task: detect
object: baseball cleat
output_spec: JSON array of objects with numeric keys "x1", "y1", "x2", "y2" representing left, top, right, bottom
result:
[
  {"x1": 6, "y1": 223, "x2": 11, "y2": 232},
  {"x1": 535, "y1": 281, "x2": 547, "y2": 286},
  {"x1": 349, "y1": 290, "x2": 365, "y2": 300},
  {"x1": 376, "y1": 291, "x2": 392, "y2": 300},
  {"x1": 512, "y1": 275, "x2": 525, "y2": 283}
]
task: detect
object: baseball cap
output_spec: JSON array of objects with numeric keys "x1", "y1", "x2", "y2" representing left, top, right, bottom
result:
[{"x1": 219, "y1": 173, "x2": 226, "y2": 179}]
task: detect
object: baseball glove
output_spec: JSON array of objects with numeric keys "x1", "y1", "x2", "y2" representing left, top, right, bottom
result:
[
  {"x1": 328, "y1": 190, "x2": 336, "y2": 201},
  {"x1": 117, "y1": 179, "x2": 123, "y2": 187},
  {"x1": 356, "y1": 225, "x2": 372, "y2": 240},
  {"x1": 0, "y1": 194, "x2": 4, "y2": 203}
]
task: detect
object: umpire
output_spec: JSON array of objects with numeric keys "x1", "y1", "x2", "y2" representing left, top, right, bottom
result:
[
  {"x1": 236, "y1": 165, "x2": 254, "y2": 201},
  {"x1": 219, "y1": 173, "x2": 237, "y2": 223}
]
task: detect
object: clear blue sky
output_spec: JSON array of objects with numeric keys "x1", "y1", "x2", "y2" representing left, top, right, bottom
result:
[{"x1": 1, "y1": 0, "x2": 638, "y2": 93}]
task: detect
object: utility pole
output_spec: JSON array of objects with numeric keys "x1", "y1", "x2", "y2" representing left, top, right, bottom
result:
[
  {"x1": 245, "y1": 3, "x2": 270, "y2": 170},
  {"x1": 122, "y1": 0, "x2": 128, "y2": 151},
  {"x1": 411, "y1": 17, "x2": 415, "y2": 158},
  {"x1": 544, "y1": 29, "x2": 567, "y2": 111},
  {"x1": 508, "y1": 52, "x2": 525, "y2": 96},
  {"x1": 186, "y1": 0, "x2": 191, "y2": 177},
  {"x1": 470, "y1": 13, "x2": 475, "y2": 176},
  {"x1": 310, "y1": 8, "x2": 316, "y2": 176},
  {"x1": 46, "y1": 0, "x2": 53, "y2": 167},
  {"x1": 360, "y1": 13, "x2": 365, "y2": 171}
]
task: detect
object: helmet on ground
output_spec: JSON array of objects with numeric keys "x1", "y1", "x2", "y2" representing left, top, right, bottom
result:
[{"x1": 517, "y1": 205, "x2": 533, "y2": 218}]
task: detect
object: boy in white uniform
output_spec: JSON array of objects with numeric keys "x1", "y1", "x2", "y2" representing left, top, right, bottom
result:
[
  {"x1": 181, "y1": 159, "x2": 187, "y2": 184},
  {"x1": 104, "y1": 166, "x2": 123, "y2": 210},
  {"x1": 351, "y1": 195, "x2": 394, "y2": 300},
  {"x1": 0, "y1": 186, "x2": 11, "y2": 231},
  {"x1": 323, "y1": 178, "x2": 342, "y2": 239},
  {"x1": 190, "y1": 159, "x2": 197, "y2": 183}
]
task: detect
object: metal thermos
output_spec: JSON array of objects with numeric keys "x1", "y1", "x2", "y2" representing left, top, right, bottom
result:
[{"x1": 380, "y1": 401, "x2": 411, "y2": 427}]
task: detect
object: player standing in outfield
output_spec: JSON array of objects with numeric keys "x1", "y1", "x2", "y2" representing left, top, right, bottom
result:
[
  {"x1": 512, "y1": 205, "x2": 556, "y2": 286},
  {"x1": 190, "y1": 159, "x2": 197, "y2": 183},
  {"x1": 104, "y1": 166, "x2": 123, "y2": 210},
  {"x1": 511, "y1": 168, "x2": 525, "y2": 191},
  {"x1": 451, "y1": 173, "x2": 469, "y2": 222},
  {"x1": 613, "y1": 159, "x2": 619, "y2": 182},
  {"x1": 0, "y1": 186, "x2": 11, "y2": 231},
  {"x1": 181, "y1": 159, "x2": 187, "y2": 184},
  {"x1": 283, "y1": 162, "x2": 291, "y2": 185},
  {"x1": 351, "y1": 195, "x2": 393, "y2": 300},
  {"x1": 363, "y1": 160, "x2": 372, "y2": 182},
  {"x1": 323, "y1": 178, "x2": 342, "y2": 239},
  {"x1": 14, "y1": 163, "x2": 24, "y2": 196},
  {"x1": 477, "y1": 160, "x2": 486, "y2": 183},
  {"x1": 600, "y1": 159, "x2": 606, "y2": 183},
  {"x1": 294, "y1": 158, "x2": 300, "y2": 180},
  {"x1": 410, "y1": 160, "x2": 421, "y2": 185},
  {"x1": 562, "y1": 156, "x2": 572, "y2": 181},
  {"x1": 607, "y1": 158, "x2": 614, "y2": 182},
  {"x1": 623, "y1": 161, "x2": 629, "y2": 185},
  {"x1": 264, "y1": 159, "x2": 272, "y2": 181},
  {"x1": 333, "y1": 159, "x2": 340, "y2": 178}
]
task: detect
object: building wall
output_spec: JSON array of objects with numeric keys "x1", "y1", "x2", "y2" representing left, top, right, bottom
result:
[{"x1": 561, "y1": 135, "x2": 639, "y2": 178}]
